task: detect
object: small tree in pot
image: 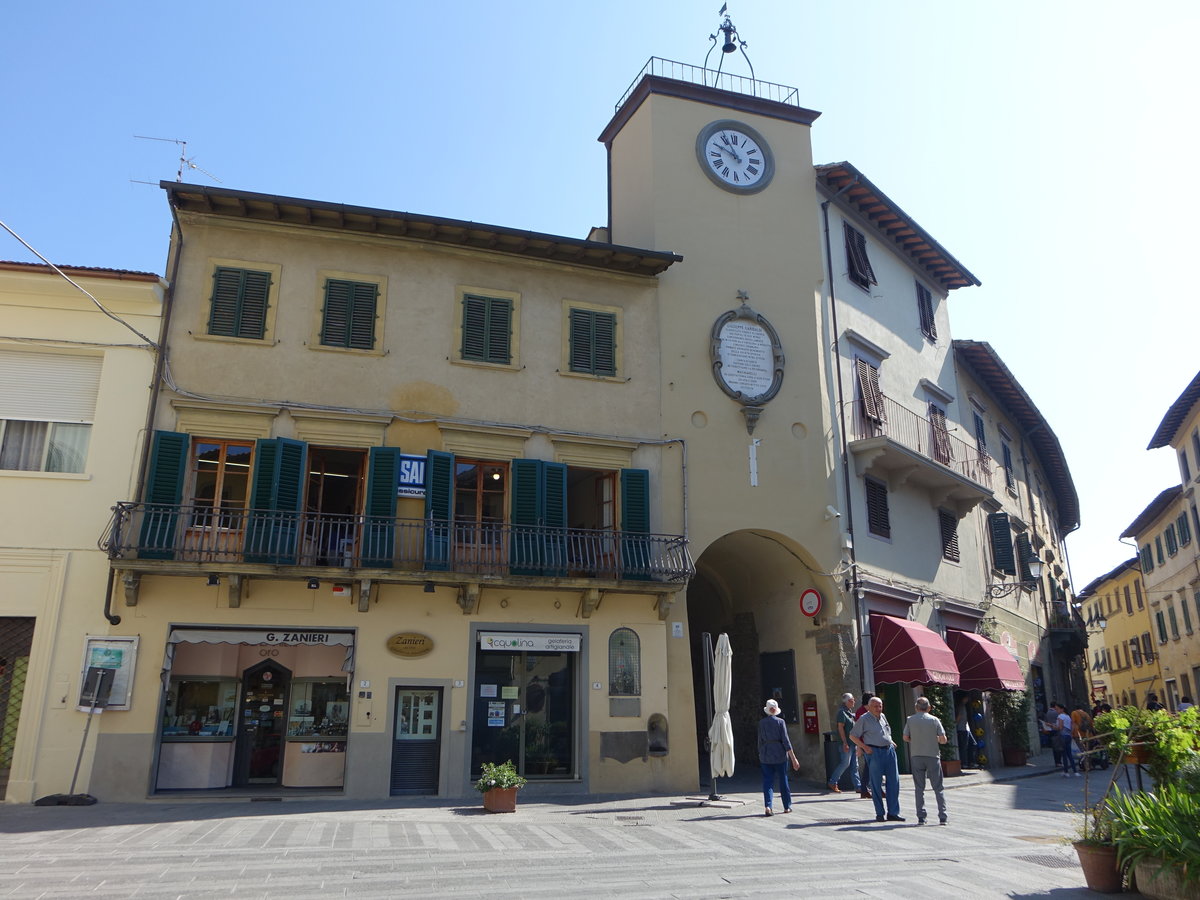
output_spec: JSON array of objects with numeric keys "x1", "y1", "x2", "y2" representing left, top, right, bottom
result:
[{"x1": 991, "y1": 690, "x2": 1031, "y2": 766}]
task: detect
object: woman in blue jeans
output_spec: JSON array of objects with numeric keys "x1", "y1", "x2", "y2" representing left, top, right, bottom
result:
[{"x1": 757, "y1": 698, "x2": 799, "y2": 816}]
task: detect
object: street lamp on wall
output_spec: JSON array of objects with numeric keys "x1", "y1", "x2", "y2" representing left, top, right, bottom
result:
[{"x1": 987, "y1": 556, "x2": 1044, "y2": 599}]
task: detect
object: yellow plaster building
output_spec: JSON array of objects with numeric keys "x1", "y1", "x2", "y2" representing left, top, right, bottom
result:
[
  {"x1": 1076, "y1": 558, "x2": 1161, "y2": 708},
  {"x1": 0, "y1": 261, "x2": 163, "y2": 803}
]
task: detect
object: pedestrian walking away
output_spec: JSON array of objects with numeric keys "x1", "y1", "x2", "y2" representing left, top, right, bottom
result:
[
  {"x1": 1051, "y1": 702, "x2": 1079, "y2": 777},
  {"x1": 850, "y1": 695, "x2": 904, "y2": 821},
  {"x1": 955, "y1": 697, "x2": 973, "y2": 770},
  {"x1": 828, "y1": 692, "x2": 860, "y2": 793},
  {"x1": 903, "y1": 696, "x2": 948, "y2": 825},
  {"x1": 757, "y1": 698, "x2": 799, "y2": 816}
]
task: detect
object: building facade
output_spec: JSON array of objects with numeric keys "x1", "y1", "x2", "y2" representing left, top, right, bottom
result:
[
  {"x1": 0, "y1": 261, "x2": 163, "y2": 802},
  {"x1": 1076, "y1": 558, "x2": 1161, "y2": 708}
]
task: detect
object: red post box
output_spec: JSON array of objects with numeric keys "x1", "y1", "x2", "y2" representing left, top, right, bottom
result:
[{"x1": 802, "y1": 700, "x2": 819, "y2": 734}]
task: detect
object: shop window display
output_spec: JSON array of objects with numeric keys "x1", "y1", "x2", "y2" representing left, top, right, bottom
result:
[
  {"x1": 287, "y1": 680, "x2": 350, "y2": 739},
  {"x1": 163, "y1": 679, "x2": 238, "y2": 737}
]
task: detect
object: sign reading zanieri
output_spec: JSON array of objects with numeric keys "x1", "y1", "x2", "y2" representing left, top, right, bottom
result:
[{"x1": 710, "y1": 294, "x2": 785, "y2": 432}]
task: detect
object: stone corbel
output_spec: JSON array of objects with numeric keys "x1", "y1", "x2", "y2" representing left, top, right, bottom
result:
[
  {"x1": 227, "y1": 573, "x2": 246, "y2": 608},
  {"x1": 655, "y1": 592, "x2": 675, "y2": 621},
  {"x1": 852, "y1": 447, "x2": 887, "y2": 476},
  {"x1": 121, "y1": 571, "x2": 140, "y2": 607},
  {"x1": 357, "y1": 579, "x2": 374, "y2": 612},
  {"x1": 457, "y1": 582, "x2": 481, "y2": 615},
  {"x1": 890, "y1": 464, "x2": 920, "y2": 488},
  {"x1": 741, "y1": 405, "x2": 763, "y2": 435},
  {"x1": 580, "y1": 588, "x2": 603, "y2": 618}
]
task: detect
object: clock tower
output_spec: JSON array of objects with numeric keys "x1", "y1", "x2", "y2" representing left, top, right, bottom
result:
[{"x1": 599, "y1": 39, "x2": 854, "y2": 766}]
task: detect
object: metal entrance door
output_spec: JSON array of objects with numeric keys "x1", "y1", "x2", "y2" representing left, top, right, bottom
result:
[
  {"x1": 471, "y1": 649, "x2": 575, "y2": 780},
  {"x1": 234, "y1": 660, "x2": 290, "y2": 786},
  {"x1": 390, "y1": 687, "x2": 442, "y2": 795},
  {"x1": 0, "y1": 618, "x2": 35, "y2": 800}
]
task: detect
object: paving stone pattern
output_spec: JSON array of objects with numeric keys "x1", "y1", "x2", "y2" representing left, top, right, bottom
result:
[{"x1": 0, "y1": 767, "x2": 1140, "y2": 899}]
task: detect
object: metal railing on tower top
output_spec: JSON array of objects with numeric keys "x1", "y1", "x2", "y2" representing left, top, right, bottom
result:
[{"x1": 615, "y1": 57, "x2": 803, "y2": 113}]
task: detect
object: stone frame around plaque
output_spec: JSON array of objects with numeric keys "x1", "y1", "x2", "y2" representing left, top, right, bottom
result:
[{"x1": 710, "y1": 294, "x2": 785, "y2": 433}]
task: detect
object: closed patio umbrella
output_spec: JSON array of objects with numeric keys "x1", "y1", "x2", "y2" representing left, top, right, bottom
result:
[{"x1": 707, "y1": 633, "x2": 735, "y2": 787}]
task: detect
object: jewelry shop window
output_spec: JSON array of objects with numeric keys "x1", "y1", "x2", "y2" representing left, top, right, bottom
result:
[
  {"x1": 287, "y1": 679, "x2": 350, "y2": 740},
  {"x1": 162, "y1": 678, "x2": 238, "y2": 738}
]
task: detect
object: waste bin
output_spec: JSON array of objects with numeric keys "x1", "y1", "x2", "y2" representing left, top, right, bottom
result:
[{"x1": 823, "y1": 731, "x2": 856, "y2": 791}]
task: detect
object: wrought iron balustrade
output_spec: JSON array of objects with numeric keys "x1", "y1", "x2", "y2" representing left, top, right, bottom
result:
[
  {"x1": 103, "y1": 502, "x2": 694, "y2": 583},
  {"x1": 615, "y1": 57, "x2": 803, "y2": 112},
  {"x1": 848, "y1": 395, "x2": 994, "y2": 488}
]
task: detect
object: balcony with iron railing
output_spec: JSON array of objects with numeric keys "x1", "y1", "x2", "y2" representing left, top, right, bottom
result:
[
  {"x1": 847, "y1": 395, "x2": 994, "y2": 508},
  {"x1": 103, "y1": 502, "x2": 695, "y2": 591}
]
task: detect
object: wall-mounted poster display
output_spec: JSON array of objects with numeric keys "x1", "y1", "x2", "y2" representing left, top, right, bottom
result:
[{"x1": 78, "y1": 635, "x2": 138, "y2": 710}]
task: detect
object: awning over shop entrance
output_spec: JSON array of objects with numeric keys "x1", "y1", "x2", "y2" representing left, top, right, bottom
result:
[
  {"x1": 945, "y1": 629, "x2": 1025, "y2": 691},
  {"x1": 870, "y1": 614, "x2": 959, "y2": 686}
]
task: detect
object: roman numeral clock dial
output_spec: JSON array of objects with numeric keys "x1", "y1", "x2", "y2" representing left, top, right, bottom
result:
[{"x1": 695, "y1": 120, "x2": 775, "y2": 195}]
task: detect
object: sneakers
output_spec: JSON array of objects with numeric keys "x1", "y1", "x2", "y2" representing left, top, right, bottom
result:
[
  {"x1": 917, "y1": 817, "x2": 926, "y2": 825},
  {"x1": 939, "y1": 817, "x2": 948, "y2": 825},
  {"x1": 1074, "y1": 772, "x2": 1083, "y2": 778}
]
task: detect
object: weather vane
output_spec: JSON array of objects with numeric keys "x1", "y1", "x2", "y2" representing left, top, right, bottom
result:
[{"x1": 704, "y1": 4, "x2": 755, "y2": 83}]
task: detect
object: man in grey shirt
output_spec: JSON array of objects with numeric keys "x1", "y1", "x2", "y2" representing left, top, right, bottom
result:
[
  {"x1": 850, "y1": 696, "x2": 904, "y2": 821},
  {"x1": 903, "y1": 696, "x2": 948, "y2": 825}
]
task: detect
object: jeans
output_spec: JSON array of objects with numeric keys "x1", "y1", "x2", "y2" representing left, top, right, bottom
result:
[
  {"x1": 830, "y1": 742, "x2": 860, "y2": 789},
  {"x1": 1059, "y1": 735, "x2": 1077, "y2": 774},
  {"x1": 911, "y1": 755, "x2": 947, "y2": 822},
  {"x1": 867, "y1": 744, "x2": 900, "y2": 818},
  {"x1": 957, "y1": 729, "x2": 972, "y2": 767},
  {"x1": 760, "y1": 761, "x2": 791, "y2": 811}
]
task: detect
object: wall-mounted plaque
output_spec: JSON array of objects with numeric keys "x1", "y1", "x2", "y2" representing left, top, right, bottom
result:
[
  {"x1": 710, "y1": 295, "x2": 785, "y2": 433},
  {"x1": 386, "y1": 632, "x2": 435, "y2": 658}
]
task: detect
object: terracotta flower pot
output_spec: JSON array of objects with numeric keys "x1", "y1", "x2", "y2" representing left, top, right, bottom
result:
[
  {"x1": 941, "y1": 759, "x2": 962, "y2": 777},
  {"x1": 482, "y1": 787, "x2": 518, "y2": 813},
  {"x1": 1123, "y1": 745, "x2": 1151, "y2": 765},
  {"x1": 1072, "y1": 841, "x2": 1122, "y2": 894},
  {"x1": 1001, "y1": 747, "x2": 1027, "y2": 767}
]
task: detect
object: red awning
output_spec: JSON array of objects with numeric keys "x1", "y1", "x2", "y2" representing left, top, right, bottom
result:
[
  {"x1": 869, "y1": 614, "x2": 960, "y2": 686},
  {"x1": 945, "y1": 629, "x2": 1025, "y2": 691}
]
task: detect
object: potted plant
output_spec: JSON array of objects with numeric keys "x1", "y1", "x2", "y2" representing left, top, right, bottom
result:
[
  {"x1": 925, "y1": 686, "x2": 960, "y2": 775},
  {"x1": 1067, "y1": 761, "x2": 1124, "y2": 893},
  {"x1": 1094, "y1": 705, "x2": 1200, "y2": 788},
  {"x1": 1106, "y1": 784, "x2": 1200, "y2": 899},
  {"x1": 990, "y1": 690, "x2": 1031, "y2": 766},
  {"x1": 475, "y1": 759, "x2": 527, "y2": 813}
]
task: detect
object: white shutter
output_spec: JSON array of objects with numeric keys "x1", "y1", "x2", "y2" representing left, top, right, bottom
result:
[{"x1": 0, "y1": 349, "x2": 103, "y2": 423}]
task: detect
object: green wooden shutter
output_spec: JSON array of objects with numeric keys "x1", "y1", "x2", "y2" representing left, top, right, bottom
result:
[
  {"x1": 244, "y1": 438, "x2": 307, "y2": 564},
  {"x1": 938, "y1": 509, "x2": 960, "y2": 562},
  {"x1": 423, "y1": 450, "x2": 454, "y2": 570},
  {"x1": 139, "y1": 430, "x2": 189, "y2": 559},
  {"x1": 620, "y1": 468, "x2": 651, "y2": 579},
  {"x1": 569, "y1": 309, "x2": 617, "y2": 376},
  {"x1": 509, "y1": 458, "x2": 543, "y2": 575},
  {"x1": 460, "y1": 295, "x2": 486, "y2": 360},
  {"x1": 208, "y1": 268, "x2": 270, "y2": 339},
  {"x1": 989, "y1": 512, "x2": 1016, "y2": 575},
  {"x1": 865, "y1": 476, "x2": 890, "y2": 537},
  {"x1": 461, "y1": 295, "x2": 511, "y2": 364},
  {"x1": 362, "y1": 447, "x2": 401, "y2": 567},
  {"x1": 544, "y1": 461, "x2": 568, "y2": 575},
  {"x1": 1015, "y1": 531, "x2": 1035, "y2": 583},
  {"x1": 485, "y1": 298, "x2": 512, "y2": 364},
  {"x1": 1178, "y1": 512, "x2": 1192, "y2": 546},
  {"x1": 322, "y1": 279, "x2": 378, "y2": 349}
]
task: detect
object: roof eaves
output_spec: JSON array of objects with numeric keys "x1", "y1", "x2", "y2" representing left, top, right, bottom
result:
[
  {"x1": 1119, "y1": 485, "x2": 1183, "y2": 539},
  {"x1": 1148, "y1": 369, "x2": 1200, "y2": 449}
]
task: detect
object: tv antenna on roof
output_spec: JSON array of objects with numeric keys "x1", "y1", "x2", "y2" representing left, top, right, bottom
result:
[
  {"x1": 704, "y1": 4, "x2": 755, "y2": 84},
  {"x1": 132, "y1": 135, "x2": 223, "y2": 184}
]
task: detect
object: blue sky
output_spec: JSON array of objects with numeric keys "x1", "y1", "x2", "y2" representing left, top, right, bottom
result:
[{"x1": 2, "y1": 1, "x2": 1195, "y2": 588}]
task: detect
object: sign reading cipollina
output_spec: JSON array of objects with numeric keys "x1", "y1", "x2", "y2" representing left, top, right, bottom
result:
[{"x1": 386, "y1": 632, "x2": 434, "y2": 657}]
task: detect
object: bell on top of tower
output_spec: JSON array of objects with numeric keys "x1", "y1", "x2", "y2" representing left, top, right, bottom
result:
[{"x1": 704, "y1": 5, "x2": 755, "y2": 84}]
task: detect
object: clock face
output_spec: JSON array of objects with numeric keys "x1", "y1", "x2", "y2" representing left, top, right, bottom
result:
[{"x1": 696, "y1": 120, "x2": 774, "y2": 194}]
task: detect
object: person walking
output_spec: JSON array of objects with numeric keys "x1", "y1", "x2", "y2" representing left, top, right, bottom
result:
[
  {"x1": 850, "y1": 696, "x2": 905, "y2": 822},
  {"x1": 1052, "y1": 702, "x2": 1079, "y2": 777},
  {"x1": 903, "y1": 696, "x2": 948, "y2": 825},
  {"x1": 955, "y1": 698, "x2": 973, "y2": 769},
  {"x1": 757, "y1": 698, "x2": 799, "y2": 816},
  {"x1": 1145, "y1": 692, "x2": 1166, "y2": 711},
  {"x1": 828, "y1": 692, "x2": 860, "y2": 793}
]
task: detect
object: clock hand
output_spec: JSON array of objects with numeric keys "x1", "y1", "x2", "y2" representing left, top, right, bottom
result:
[{"x1": 718, "y1": 133, "x2": 743, "y2": 164}]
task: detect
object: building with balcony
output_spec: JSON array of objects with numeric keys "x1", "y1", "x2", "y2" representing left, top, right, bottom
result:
[
  {"x1": 93, "y1": 186, "x2": 694, "y2": 800},
  {"x1": 1076, "y1": 558, "x2": 1160, "y2": 708},
  {"x1": 0, "y1": 261, "x2": 163, "y2": 803}
]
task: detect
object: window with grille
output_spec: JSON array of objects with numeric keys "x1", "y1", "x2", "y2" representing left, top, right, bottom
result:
[
  {"x1": 937, "y1": 509, "x2": 960, "y2": 562},
  {"x1": 916, "y1": 282, "x2": 936, "y2": 341},
  {"x1": 208, "y1": 267, "x2": 271, "y2": 339},
  {"x1": 855, "y1": 358, "x2": 886, "y2": 425},
  {"x1": 460, "y1": 294, "x2": 513, "y2": 365},
  {"x1": 608, "y1": 627, "x2": 641, "y2": 696},
  {"x1": 865, "y1": 476, "x2": 890, "y2": 538},
  {"x1": 568, "y1": 307, "x2": 617, "y2": 377},
  {"x1": 320, "y1": 279, "x2": 378, "y2": 349},
  {"x1": 843, "y1": 223, "x2": 877, "y2": 290}
]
